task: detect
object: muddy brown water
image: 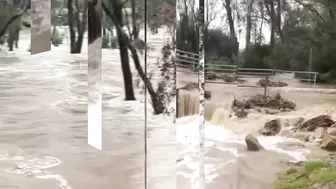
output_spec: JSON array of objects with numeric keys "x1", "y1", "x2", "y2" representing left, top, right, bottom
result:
[{"x1": 1, "y1": 27, "x2": 336, "y2": 189}]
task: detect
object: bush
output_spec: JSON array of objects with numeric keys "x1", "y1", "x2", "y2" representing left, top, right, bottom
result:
[{"x1": 242, "y1": 44, "x2": 272, "y2": 68}]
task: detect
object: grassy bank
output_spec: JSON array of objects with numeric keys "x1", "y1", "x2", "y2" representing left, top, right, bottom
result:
[{"x1": 274, "y1": 160, "x2": 336, "y2": 189}]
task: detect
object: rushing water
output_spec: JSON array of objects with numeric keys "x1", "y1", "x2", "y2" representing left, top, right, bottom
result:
[
  {"x1": 0, "y1": 28, "x2": 176, "y2": 189},
  {"x1": 1, "y1": 27, "x2": 336, "y2": 189}
]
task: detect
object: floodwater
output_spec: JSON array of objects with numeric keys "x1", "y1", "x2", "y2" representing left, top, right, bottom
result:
[
  {"x1": 176, "y1": 66, "x2": 336, "y2": 188},
  {"x1": 1, "y1": 27, "x2": 336, "y2": 189},
  {"x1": 0, "y1": 28, "x2": 175, "y2": 189}
]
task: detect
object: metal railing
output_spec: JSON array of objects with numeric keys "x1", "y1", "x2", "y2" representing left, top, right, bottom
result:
[
  {"x1": 175, "y1": 49, "x2": 200, "y2": 75},
  {"x1": 175, "y1": 49, "x2": 319, "y2": 85}
]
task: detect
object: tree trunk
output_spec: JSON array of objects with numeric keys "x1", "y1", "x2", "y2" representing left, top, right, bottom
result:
[
  {"x1": 276, "y1": 0, "x2": 283, "y2": 43},
  {"x1": 131, "y1": 0, "x2": 139, "y2": 39},
  {"x1": 258, "y1": 1, "x2": 264, "y2": 43},
  {"x1": 245, "y1": 0, "x2": 254, "y2": 50},
  {"x1": 113, "y1": 0, "x2": 136, "y2": 100},
  {"x1": 102, "y1": 1, "x2": 165, "y2": 113},
  {"x1": 68, "y1": 0, "x2": 87, "y2": 53},
  {"x1": 224, "y1": 0, "x2": 236, "y2": 39},
  {"x1": 128, "y1": 44, "x2": 165, "y2": 114},
  {"x1": 88, "y1": 0, "x2": 101, "y2": 44},
  {"x1": 269, "y1": 0, "x2": 275, "y2": 47},
  {"x1": 67, "y1": 0, "x2": 77, "y2": 53},
  {"x1": 224, "y1": 0, "x2": 238, "y2": 56}
]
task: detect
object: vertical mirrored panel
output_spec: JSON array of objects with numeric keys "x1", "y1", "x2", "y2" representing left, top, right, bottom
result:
[
  {"x1": 101, "y1": 0, "x2": 145, "y2": 188},
  {"x1": 176, "y1": 0, "x2": 203, "y2": 188},
  {"x1": 31, "y1": 0, "x2": 51, "y2": 54},
  {"x1": 144, "y1": 0, "x2": 177, "y2": 188},
  {"x1": 204, "y1": 0, "x2": 240, "y2": 188},
  {"x1": 88, "y1": 0, "x2": 102, "y2": 150}
]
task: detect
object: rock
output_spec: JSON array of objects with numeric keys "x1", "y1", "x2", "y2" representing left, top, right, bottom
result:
[
  {"x1": 257, "y1": 79, "x2": 288, "y2": 87},
  {"x1": 234, "y1": 109, "x2": 248, "y2": 118},
  {"x1": 321, "y1": 135, "x2": 336, "y2": 151},
  {"x1": 327, "y1": 127, "x2": 336, "y2": 136},
  {"x1": 299, "y1": 115, "x2": 335, "y2": 131},
  {"x1": 221, "y1": 74, "x2": 236, "y2": 83},
  {"x1": 259, "y1": 119, "x2": 281, "y2": 136},
  {"x1": 205, "y1": 73, "x2": 217, "y2": 80},
  {"x1": 245, "y1": 134, "x2": 265, "y2": 151},
  {"x1": 205, "y1": 91, "x2": 211, "y2": 99}
]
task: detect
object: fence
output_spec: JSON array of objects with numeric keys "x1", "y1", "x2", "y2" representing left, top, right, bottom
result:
[
  {"x1": 175, "y1": 49, "x2": 318, "y2": 85},
  {"x1": 175, "y1": 49, "x2": 200, "y2": 75}
]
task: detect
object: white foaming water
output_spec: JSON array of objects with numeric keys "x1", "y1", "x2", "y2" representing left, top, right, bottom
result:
[
  {"x1": 176, "y1": 115, "x2": 310, "y2": 187},
  {"x1": 0, "y1": 153, "x2": 72, "y2": 189}
]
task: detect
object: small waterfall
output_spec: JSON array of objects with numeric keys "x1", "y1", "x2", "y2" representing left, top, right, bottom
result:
[
  {"x1": 176, "y1": 89, "x2": 199, "y2": 118},
  {"x1": 177, "y1": 89, "x2": 233, "y2": 122}
]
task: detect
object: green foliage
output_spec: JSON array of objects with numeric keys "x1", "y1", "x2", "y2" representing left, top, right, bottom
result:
[
  {"x1": 242, "y1": 44, "x2": 272, "y2": 68},
  {"x1": 274, "y1": 160, "x2": 336, "y2": 189},
  {"x1": 206, "y1": 29, "x2": 238, "y2": 60}
]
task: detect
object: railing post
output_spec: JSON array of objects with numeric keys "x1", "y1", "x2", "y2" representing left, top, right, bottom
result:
[
  {"x1": 308, "y1": 73, "x2": 311, "y2": 84},
  {"x1": 234, "y1": 66, "x2": 237, "y2": 78},
  {"x1": 314, "y1": 73, "x2": 317, "y2": 86}
]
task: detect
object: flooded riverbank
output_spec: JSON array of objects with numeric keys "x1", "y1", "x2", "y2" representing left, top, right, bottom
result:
[{"x1": 1, "y1": 27, "x2": 336, "y2": 189}]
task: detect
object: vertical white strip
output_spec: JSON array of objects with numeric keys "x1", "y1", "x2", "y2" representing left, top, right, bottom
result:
[
  {"x1": 88, "y1": 0, "x2": 102, "y2": 150},
  {"x1": 31, "y1": 0, "x2": 51, "y2": 54},
  {"x1": 198, "y1": 0, "x2": 205, "y2": 188}
]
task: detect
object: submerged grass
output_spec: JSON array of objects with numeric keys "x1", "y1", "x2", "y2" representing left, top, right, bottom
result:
[{"x1": 274, "y1": 160, "x2": 336, "y2": 189}]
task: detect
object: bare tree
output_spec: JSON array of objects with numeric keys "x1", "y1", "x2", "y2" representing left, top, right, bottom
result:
[
  {"x1": 102, "y1": 1, "x2": 166, "y2": 113},
  {"x1": 222, "y1": 0, "x2": 238, "y2": 56},
  {"x1": 245, "y1": 0, "x2": 255, "y2": 50},
  {"x1": 67, "y1": 0, "x2": 87, "y2": 53}
]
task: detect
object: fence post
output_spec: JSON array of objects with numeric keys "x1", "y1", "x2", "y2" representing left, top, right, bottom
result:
[
  {"x1": 314, "y1": 73, "x2": 317, "y2": 86},
  {"x1": 234, "y1": 66, "x2": 237, "y2": 79},
  {"x1": 308, "y1": 73, "x2": 311, "y2": 84}
]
